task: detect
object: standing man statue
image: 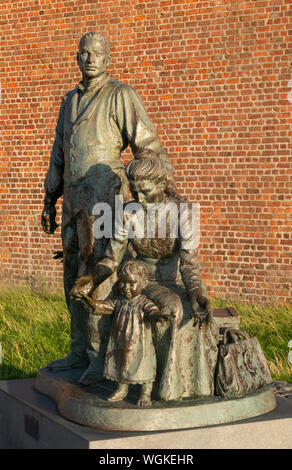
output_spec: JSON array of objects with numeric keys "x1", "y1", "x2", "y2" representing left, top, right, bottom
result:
[{"x1": 41, "y1": 32, "x2": 175, "y2": 384}]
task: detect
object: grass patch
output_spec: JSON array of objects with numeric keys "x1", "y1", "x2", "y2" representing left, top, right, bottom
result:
[
  {"x1": 0, "y1": 287, "x2": 70, "y2": 380},
  {"x1": 0, "y1": 288, "x2": 291, "y2": 382}
]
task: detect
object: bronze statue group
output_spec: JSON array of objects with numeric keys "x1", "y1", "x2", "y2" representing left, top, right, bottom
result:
[{"x1": 42, "y1": 32, "x2": 271, "y2": 406}]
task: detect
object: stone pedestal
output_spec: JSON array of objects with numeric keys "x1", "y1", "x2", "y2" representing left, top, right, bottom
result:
[
  {"x1": 0, "y1": 377, "x2": 291, "y2": 449},
  {"x1": 34, "y1": 367, "x2": 276, "y2": 432}
]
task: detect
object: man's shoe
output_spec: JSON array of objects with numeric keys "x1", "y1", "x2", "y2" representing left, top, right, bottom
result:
[
  {"x1": 47, "y1": 353, "x2": 89, "y2": 371},
  {"x1": 78, "y1": 365, "x2": 104, "y2": 386}
]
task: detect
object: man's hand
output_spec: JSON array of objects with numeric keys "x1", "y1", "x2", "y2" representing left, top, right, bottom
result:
[
  {"x1": 41, "y1": 205, "x2": 59, "y2": 234},
  {"x1": 192, "y1": 294, "x2": 212, "y2": 329},
  {"x1": 77, "y1": 292, "x2": 97, "y2": 309},
  {"x1": 70, "y1": 275, "x2": 94, "y2": 301}
]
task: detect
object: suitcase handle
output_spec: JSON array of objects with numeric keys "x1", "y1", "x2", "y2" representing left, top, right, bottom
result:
[
  {"x1": 225, "y1": 307, "x2": 235, "y2": 317},
  {"x1": 223, "y1": 328, "x2": 249, "y2": 345}
]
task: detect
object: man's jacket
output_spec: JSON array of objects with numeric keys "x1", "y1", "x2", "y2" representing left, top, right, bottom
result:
[{"x1": 44, "y1": 75, "x2": 171, "y2": 204}]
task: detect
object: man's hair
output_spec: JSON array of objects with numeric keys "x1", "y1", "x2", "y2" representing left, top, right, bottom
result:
[
  {"x1": 117, "y1": 260, "x2": 148, "y2": 283},
  {"x1": 126, "y1": 156, "x2": 168, "y2": 184},
  {"x1": 78, "y1": 32, "x2": 111, "y2": 56}
]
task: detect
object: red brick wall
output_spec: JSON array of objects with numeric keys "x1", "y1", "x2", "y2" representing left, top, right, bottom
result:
[{"x1": 0, "y1": 0, "x2": 291, "y2": 303}]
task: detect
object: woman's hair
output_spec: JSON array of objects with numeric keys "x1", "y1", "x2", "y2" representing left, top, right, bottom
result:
[
  {"x1": 78, "y1": 32, "x2": 111, "y2": 56},
  {"x1": 126, "y1": 155, "x2": 168, "y2": 185},
  {"x1": 117, "y1": 260, "x2": 148, "y2": 282}
]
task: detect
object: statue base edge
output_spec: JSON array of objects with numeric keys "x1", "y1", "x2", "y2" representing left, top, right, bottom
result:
[{"x1": 34, "y1": 368, "x2": 277, "y2": 432}]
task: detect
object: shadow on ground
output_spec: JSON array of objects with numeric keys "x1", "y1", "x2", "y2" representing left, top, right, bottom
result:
[{"x1": 0, "y1": 365, "x2": 35, "y2": 381}]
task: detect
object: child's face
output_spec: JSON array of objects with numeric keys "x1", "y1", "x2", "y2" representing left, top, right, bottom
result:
[
  {"x1": 129, "y1": 178, "x2": 166, "y2": 209},
  {"x1": 118, "y1": 273, "x2": 143, "y2": 300}
]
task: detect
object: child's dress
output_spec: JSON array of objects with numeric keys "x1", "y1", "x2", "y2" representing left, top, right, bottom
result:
[{"x1": 99, "y1": 294, "x2": 158, "y2": 384}]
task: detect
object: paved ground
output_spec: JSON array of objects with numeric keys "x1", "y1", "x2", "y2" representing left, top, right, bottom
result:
[{"x1": 272, "y1": 380, "x2": 292, "y2": 399}]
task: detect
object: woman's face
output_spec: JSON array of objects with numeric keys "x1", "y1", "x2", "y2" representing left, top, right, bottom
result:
[{"x1": 129, "y1": 178, "x2": 166, "y2": 209}]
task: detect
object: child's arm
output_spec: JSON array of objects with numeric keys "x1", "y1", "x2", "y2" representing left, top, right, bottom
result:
[
  {"x1": 143, "y1": 299, "x2": 174, "y2": 319},
  {"x1": 80, "y1": 294, "x2": 116, "y2": 316}
]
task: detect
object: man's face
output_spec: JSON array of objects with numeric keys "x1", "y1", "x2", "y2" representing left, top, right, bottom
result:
[
  {"x1": 118, "y1": 273, "x2": 142, "y2": 300},
  {"x1": 129, "y1": 179, "x2": 166, "y2": 209},
  {"x1": 78, "y1": 37, "x2": 110, "y2": 80}
]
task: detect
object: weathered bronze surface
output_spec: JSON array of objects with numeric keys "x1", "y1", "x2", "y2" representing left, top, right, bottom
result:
[
  {"x1": 35, "y1": 368, "x2": 276, "y2": 431},
  {"x1": 37, "y1": 32, "x2": 275, "y2": 428}
]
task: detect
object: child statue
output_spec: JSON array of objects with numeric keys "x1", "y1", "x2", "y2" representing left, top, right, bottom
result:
[{"x1": 80, "y1": 259, "x2": 173, "y2": 406}]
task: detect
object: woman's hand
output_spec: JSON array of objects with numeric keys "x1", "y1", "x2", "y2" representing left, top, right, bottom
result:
[{"x1": 192, "y1": 294, "x2": 212, "y2": 328}]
